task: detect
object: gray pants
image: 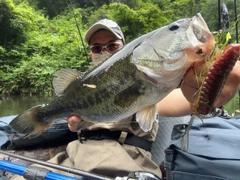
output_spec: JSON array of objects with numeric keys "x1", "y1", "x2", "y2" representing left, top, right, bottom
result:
[{"x1": 151, "y1": 115, "x2": 190, "y2": 165}]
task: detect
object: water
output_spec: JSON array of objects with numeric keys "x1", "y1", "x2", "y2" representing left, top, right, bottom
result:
[
  {"x1": 0, "y1": 93, "x2": 239, "y2": 118},
  {"x1": 0, "y1": 95, "x2": 53, "y2": 117}
]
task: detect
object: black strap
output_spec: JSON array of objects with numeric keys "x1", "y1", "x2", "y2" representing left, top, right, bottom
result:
[{"x1": 79, "y1": 129, "x2": 152, "y2": 152}]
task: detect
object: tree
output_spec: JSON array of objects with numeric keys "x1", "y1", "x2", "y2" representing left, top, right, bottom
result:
[
  {"x1": 168, "y1": 0, "x2": 196, "y2": 20},
  {"x1": 0, "y1": 0, "x2": 36, "y2": 48},
  {"x1": 87, "y1": 2, "x2": 173, "y2": 43},
  {"x1": 0, "y1": 1, "x2": 89, "y2": 95}
]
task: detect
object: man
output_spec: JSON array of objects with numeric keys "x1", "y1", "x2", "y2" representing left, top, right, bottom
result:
[
  {"x1": 67, "y1": 18, "x2": 240, "y2": 178},
  {"x1": 12, "y1": 18, "x2": 240, "y2": 180},
  {"x1": 66, "y1": 18, "x2": 162, "y2": 178}
]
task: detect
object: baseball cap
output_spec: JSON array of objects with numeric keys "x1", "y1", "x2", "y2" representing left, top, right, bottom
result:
[{"x1": 84, "y1": 19, "x2": 125, "y2": 44}]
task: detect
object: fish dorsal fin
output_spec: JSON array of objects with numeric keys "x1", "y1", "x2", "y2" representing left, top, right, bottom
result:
[
  {"x1": 136, "y1": 104, "x2": 158, "y2": 132},
  {"x1": 52, "y1": 68, "x2": 82, "y2": 95}
]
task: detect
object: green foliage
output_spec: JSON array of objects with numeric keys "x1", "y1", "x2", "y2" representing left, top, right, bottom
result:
[
  {"x1": 0, "y1": 2, "x2": 89, "y2": 95},
  {"x1": 2, "y1": 57, "x2": 55, "y2": 95},
  {"x1": 89, "y1": 2, "x2": 173, "y2": 42},
  {"x1": 169, "y1": 0, "x2": 196, "y2": 20},
  {"x1": 0, "y1": 0, "x2": 24, "y2": 47},
  {"x1": 27, "y1": 0, "x2": 69, "y2": 19},
  {"x1": 0, "y1": 0, "x2": 40, "y2": 48},
  {"x1": 224, "y1": 93, "x2": 240, "y2": 115}
]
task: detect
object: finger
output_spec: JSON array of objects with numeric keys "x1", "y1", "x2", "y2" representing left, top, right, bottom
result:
[
  {"x1": 68, "y1": 123, "x2": 78, "y2": 132},
  {"x1": 185, "y1": 62, "x2": 204, "y2": 87},
  {"x1": 181, "y1": 63, "x2": 204, "y2": 103},
  {"x1": 68, "y1": 115, "x2": 82, "y2": 132}
]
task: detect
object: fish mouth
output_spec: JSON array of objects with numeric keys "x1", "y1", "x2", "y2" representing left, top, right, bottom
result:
[
  {"x1": 189, "y1": 13, "x2": 214, "y2": 57},
  {"x1": 192, "y1": 13, "x2": 211, "y2": 42}
]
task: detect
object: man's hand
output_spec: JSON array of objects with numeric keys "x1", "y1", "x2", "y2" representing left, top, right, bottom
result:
[
  {"x1": 181, "y1": 60, "x2": 240, "y2": 108},
  {"x1": 68, "y1": 115, "x2": 82, "y2": 132}
]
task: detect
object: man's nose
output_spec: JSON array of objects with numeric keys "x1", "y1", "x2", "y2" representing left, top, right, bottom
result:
[{"x1": 102, "y1": 47, "x2": 109, "y2": 53}]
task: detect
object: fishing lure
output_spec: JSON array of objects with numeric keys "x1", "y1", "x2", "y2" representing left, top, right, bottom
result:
[{"x1": 192, "y1": 43, "x2": 240, "y2": 115}]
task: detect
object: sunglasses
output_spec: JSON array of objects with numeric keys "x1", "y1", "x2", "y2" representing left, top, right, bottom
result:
[{"x1": 90, "y1": 42, "x2": 123, "y2": 54}]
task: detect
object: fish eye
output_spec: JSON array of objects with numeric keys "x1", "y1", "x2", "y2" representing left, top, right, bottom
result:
[{"x1": 169, "y1": 23, "x2": 180, "y2": 31}]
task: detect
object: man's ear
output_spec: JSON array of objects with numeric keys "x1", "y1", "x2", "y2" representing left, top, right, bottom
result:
[{"x1": 89, "y1": 52, "x2": 95, "y2": 59}]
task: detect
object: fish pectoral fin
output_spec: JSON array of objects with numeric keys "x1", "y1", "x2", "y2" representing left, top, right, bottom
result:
[
  {"x1": 53, "y1": 68, "x2": 83, "y2": 95},
  {"x1": 136, "y1": 105, "x2": 158, "y2": 132},
  {"x1": 9, "y1": 105, "x2": 54, "y2": 139}
]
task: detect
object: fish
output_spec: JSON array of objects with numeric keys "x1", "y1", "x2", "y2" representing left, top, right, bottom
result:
[{"x1": 9, "y1": 13, "x2": 214, "y2": 138}]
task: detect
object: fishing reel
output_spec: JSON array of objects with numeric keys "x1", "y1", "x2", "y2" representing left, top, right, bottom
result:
[{"x1": 115, "y1": 171, "x2": 162, "y2": 180}]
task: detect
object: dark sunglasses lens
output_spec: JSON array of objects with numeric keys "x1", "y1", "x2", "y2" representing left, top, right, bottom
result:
[
  {"x1": 91, "y1": 46, "x2": 102, "y2": 53},
  {"x1": 107, "y1": 43, "x2": 120, "y2": 52}
]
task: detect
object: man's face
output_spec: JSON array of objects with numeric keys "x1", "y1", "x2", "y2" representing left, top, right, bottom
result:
[{"x1": 89, "y1": 29, "x2": 124, "y2": 56}]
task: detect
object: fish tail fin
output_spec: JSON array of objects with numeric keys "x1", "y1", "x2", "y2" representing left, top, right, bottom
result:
[
  {"x1": 136, "y1": 104, "x2": 158, "y2": 132},
  {"x1": 9, "y1": 105, "x2": 53, "y2": 138}
]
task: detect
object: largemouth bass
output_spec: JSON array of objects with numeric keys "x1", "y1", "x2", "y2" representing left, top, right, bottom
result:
[{"x1": 10, "y1": 13, "x2": 214, "y2": 138}]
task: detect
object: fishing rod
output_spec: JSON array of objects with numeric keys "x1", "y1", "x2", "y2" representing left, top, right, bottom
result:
[
  {"x1": 234, "y1": 0, "x2": 238, "y2": 43},
  {"x1": 0, "y1": 160, "x2": 79, "y2": 180},
  {"x1": 0, "y1": 150, "x2": 161, "y2": 180},
  {"x1": 67, "y1": 0, "x2": 90, "y2": 61},
  {"x1": 0, "y1": 150, "x2": 112, "y2": 180}
]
